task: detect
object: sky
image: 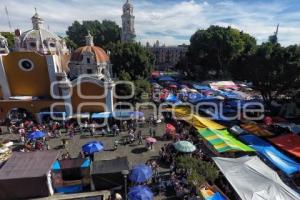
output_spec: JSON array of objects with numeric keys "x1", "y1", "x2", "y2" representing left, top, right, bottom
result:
[{"x1": 0, "y1": 0, "x2": 300, "y2": 46}]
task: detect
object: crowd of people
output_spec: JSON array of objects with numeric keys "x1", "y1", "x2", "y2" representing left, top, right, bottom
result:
[{"x1": 3, "y1": 111, "x2": 216, "y2": 199}]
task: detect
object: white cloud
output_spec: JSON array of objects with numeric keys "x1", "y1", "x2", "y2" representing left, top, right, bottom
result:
[{"x1": 0, "y1": 0, "x2": 299, "y2": 46}]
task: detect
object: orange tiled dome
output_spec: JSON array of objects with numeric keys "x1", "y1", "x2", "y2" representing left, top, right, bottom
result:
[{"x1": 70, "y1": 46, "x2": 109, "y2": 63}]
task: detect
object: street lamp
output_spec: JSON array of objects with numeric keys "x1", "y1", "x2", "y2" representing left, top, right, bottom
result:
[{"x1": 121, "y1": 169, "x2": 129, "y2": 200}]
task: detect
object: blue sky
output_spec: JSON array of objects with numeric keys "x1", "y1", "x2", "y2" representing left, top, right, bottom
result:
[{"x1": 0, "y1": 0, "x2": 300, "y2": 46}]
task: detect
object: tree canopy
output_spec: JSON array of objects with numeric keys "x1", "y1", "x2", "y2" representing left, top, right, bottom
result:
[
  {"x1": 0, "y1": 32, "x2": 14, "y2": 49},
  {"x1": 186, "y1": 25, "x2": 256, "y2": 79},
  {"x1": 108, "y1": 42, "x2": 155, "y2": 102},
  {"x1": 176, "y1": 25, "x2": 300, "y2": 102},
  {"x1": 66, "y1": 20, "x2": 121, "y2": 48},
  {"x1": 107, "y1": 42, "x2": 155, "y2": 79},
  {"x1": 232, "y1": 42, "x2": 300, "y2": 102}
]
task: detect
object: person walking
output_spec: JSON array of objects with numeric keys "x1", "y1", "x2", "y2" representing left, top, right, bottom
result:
[
  {"x1": 114, "y1": 138, "x2": 119, "y2": 150},
  {"x1": 137, "y1": 130, "x2": 143, "y2": 145},
  {"x1": 152, "y1": 129, "x2": 156, "y2": 138},
  {"x1": 90, "y1": 122, "x2": 96, "y2": 136}
]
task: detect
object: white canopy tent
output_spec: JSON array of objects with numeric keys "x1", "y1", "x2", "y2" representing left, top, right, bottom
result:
[{"x1": 213, "y1": 156, "x2": 300, "y2": 200}]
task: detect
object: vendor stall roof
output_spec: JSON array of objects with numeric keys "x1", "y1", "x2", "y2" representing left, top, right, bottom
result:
[
  {"x1": 213, "y1": 156, "x2": 300, "y2": 200},
  {"x1": 0, "y1": 151, "x2": 58, "y2": 179},
  {"x1": 239, "y1": 134, "x2": 300, "y2": 175},
  {"x1": 199, "y1": 128, "x2": 254, "y2": 153},
  {"x1": 91, "y1": 157, "x2": 129, "y2": 175},
  {"x1": 91, "y1": 111, "x2": 144, "y2": 119},
  {"x1": 269, "y1": 134, "x2": 300, "y2": 158},
  {"x1": 169, "y1": 107, "x2": 225, "y2": 130},
  {"x1": 240, "y1": 123, "x2": 274, "y2": 137}
]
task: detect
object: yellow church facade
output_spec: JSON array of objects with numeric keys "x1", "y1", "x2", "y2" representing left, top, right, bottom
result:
[{"x1": 0, "y1": 11, "x2": 115, "y2": 122}]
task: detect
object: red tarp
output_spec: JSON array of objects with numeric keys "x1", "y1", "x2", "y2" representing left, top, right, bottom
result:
[{"x1": 269, "y1": 134, "x2": 300, "y2": 158}]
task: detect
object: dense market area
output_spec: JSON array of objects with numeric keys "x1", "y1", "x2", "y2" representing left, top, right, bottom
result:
[
  {"x1": 0, "y1": 71, "x2": 300, "y2": 200},
  {"x1": 1, "y1": 0, "x2": 300, "y2": 199}
]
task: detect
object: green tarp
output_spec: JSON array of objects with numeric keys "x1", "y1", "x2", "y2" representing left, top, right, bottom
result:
[{"x1": 198, "y1": 128, "x2": 255, "y2": 153}]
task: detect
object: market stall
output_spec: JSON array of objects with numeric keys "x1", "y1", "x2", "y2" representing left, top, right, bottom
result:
[{"x1": 0, "y1": 151, "x2": 58, "y2": 199}]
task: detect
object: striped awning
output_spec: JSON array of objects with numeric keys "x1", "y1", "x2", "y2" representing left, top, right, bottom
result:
[{"x1": 199, "y1": 128, "x2": 255, "y2": 153}]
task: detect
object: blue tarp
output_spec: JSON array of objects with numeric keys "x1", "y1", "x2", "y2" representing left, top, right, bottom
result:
[
  {"x1": 226, "y1": 100, "x2": 263, "y2": 109},
  {"x1": 239, "y1": 134, "x2": 300, "y2": 175},
  {"x1": 38, "y1": 112, "x2": 67, "y2": 120},
  {"x1": 52, "y1": 160, "x2": 60, "y2": 171},
  {"x1": 91, "y1": 112, "x2": 112, "y2": 119},
  {"x1": 55, "y1": 185, "x2": 83, "y2": 194},
  {"x1": 188, "y1": 93, "x2": 220, "y2": 104},
  {"x1": 165, "y1": 93, "x2": 180, "y2": 103},
  {"x1": 52, "y1": 159, "x2": 91, "y2": 170},
  {"x1": 219, "y1": 91, "x2": 241, "y2": 99},
  {"x1": 91, "y1": 111, "x2": 144, "y2": 119},
  {"x1": 207, "y1": 192, "x2": 226, "y2": 200},
  {"x1": 81, "y1": 159, "x2": 91, "y2": 168},
  {"x1": 158, "y1": 76, "x2": 175, "y2": 82},
  {"x1": 193, "y1": 84, "x2": 211, "y2": 90},
  {"x1": 188, "y1": 93, "x2": 204, "y2": 103}
]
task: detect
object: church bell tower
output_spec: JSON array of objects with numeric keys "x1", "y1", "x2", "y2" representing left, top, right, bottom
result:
[{"x1": 121, "y1": 0, "x2": 136, "y2": 42}]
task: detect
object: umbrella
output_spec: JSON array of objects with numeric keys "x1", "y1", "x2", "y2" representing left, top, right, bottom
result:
[
  {"x1": 130, "y1": 111, "x2": 144, "y2": 118},
  {"x1": 173, "y1": 141, "x2": 196, "y2": 153},
  {"x1": 27, "y1": 131, "x2": 45, "y2": 140},
  {"x1": 18, "y1": 128, "x2": 25, "y2": 134},
  {"x1": 151, "y1": 71, "x2": 160, "y2": 77},
  {"x1": 189, "y1": 89, "x2": 198, "y2": 93},
  {"x1": 158, "y1": 76, "x2": 174, "y2": 82},
  {"x1": 166, "y1": 124, "x2": 176, "y2": 134},
  {"x1": 145, "y1": 137, "x2": 157, "y2": 143},
  {"x1": 82, "y1": 141, "x2": 104, "y2": 154},
  {"x1": 128, "y1": 186, "x2": 153, "y2": 200},
  {"x1": 169, "y1": 84, "x2": 177, "y2": 88},
  {"x1": 129, "y1": 164, "x2": 153, "y2": 183},
  {"x1": 180, "y1": 84, "x2": 189, "y2": 89}
]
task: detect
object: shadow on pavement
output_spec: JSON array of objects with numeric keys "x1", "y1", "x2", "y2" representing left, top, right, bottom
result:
[{"x1": 131, "y1": 147, "x2": 148, "y2": 154}]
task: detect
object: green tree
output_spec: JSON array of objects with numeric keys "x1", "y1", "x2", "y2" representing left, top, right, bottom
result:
[
  {"x1": 108, "y1": 42, "x2": 155, "y2": 79},
  {"x1": 64, "y1": 37, "x2": 78, "y2": 50},
  {"x1": 107, "y1": 42, "x2": 154, "y2": 102},
  {"x1": 134, "y1": 79, "x2": 151, "y2": 102},
  {"x1": 233, "y1": 42, "x2": 300, "y2": 102},
  {"x1": 0, "y1": 32, "x2": 14, "y2": 49},
  {"x1": 116, "y1": 70, "x2": 132, "y2": 98},
  {"x1": 66, "y1": 20, "x2": 121, "y2": 47},
  {"x1": 183, "y1": 26, "x2": 256, "y2": 79},
  {"x1": 176, "y1": 156, "x2": 219, "y2": 186}
]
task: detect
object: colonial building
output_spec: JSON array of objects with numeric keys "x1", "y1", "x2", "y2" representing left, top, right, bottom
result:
[
  {"x1": 0, "y1": 11, "x2": 115, "y2": 122},
  {"x1": 121, "y1": 0, "x2": 136, "y2": 42},
  {"x1": 13, "y1": 9, "x2": 69, "y2": 55},
  {"x1": 146, "y1": 40, "x2": 188, "y2": 69},
  {"x1": 68, "y1": 31, "x2": 112, "y2": 81}
]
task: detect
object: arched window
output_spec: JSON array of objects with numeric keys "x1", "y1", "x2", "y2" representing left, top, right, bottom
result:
[{"x1": 30, "y1": 42, "x2": 36, "y2": 47}]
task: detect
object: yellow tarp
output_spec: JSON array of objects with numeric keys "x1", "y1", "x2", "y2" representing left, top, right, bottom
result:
[{"x1": 166, "y1": 107, "x2": 225, "y2": 130}]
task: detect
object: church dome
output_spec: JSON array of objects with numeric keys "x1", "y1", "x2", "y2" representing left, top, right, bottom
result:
[
  {"x1": 20, "y1": 29, "x2": 61, "y2": 45},
  {"x1": 15, "y1": 10, "x2": 69, "y2": 55},
  {"x1": 70, "y1": 46, "x2": 109, "y2": 63}
]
